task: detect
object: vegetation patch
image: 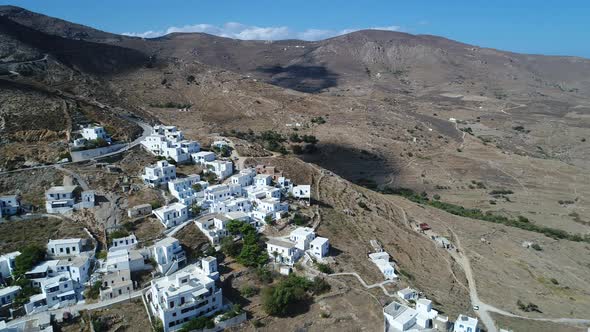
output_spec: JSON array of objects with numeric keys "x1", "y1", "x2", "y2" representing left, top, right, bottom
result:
[{"x1": 380, "y1": 187, "x2": 590, "y2": 243}]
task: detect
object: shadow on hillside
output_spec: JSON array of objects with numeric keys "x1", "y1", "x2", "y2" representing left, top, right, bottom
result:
[
  {"x1": 299, "y1": 143, "x2": 400, "y2": 188},
  {"x1": 257, "y1": 64, "x2": 338, "y2": 93}
]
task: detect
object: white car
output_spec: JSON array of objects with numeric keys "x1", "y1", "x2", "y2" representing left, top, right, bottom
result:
[{"x1": 473, "y1": 305, "x2": 480, "y2": 311}]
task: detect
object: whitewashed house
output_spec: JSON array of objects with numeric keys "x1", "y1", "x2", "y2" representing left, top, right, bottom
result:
[
  {"x1": 141, "y1": 125, "x2": 200, "y2": 163},
  {"x1": 245, "y1": 185, "x2": 281, "y2": 201},
  {"x1": 192, "y1": 151, "x2": 216, "y2": 164},
  {"x1": 454, "y1": 315, "x2": 479, "y2": 332},
  {"x1": 105, "y1": 249, "x2": 146, "y2": 273},
  {"x1": 146, "y1": 260, "x2": 223, "y2": 332},
  {"x1": 0, "y1": 195, "x2": 20, "y2": 218},
  {"x1": 309, "y1": 237, "x2": 330, "y2": 259},
  {"x1": 56, "y1": 256, "x2": 91, "y2": 284},
  {"x1": 254, "y1": 174, "x2": 272, "y2": 186},
  {"x1": 251, "y1": 198, "x2": 288, "y2": 221},
  {"x1": 99, "y1": 268, "x2": 133, "y2": 301},
  {"x1": 211, "y1": 140, "x2": 229, "y2": 149},
  {"x1": 204, "y1": 160, "x2": 233, "y2": 180},
  {"x1": 194, "y1": 214, "x2": 231, "y2": 245},
  {"x1": 415, "y1": 299, "x2": 439, "y2": 329},
  {"x1": 168, "y1": 174, "x2": 204, "y2": 205},
  {"x1": 383, "y1": 301, "x2": 418, "y2": 332},
  {"x1": 153, "y1": 203, "x2": 188, "y2": 228},
  {"x1": 204, "y1": 184, "x2": 242, "y2": 203},
  {"x1": 142, "y1": 160, "x2": 177, "y2": 187},
  {"x1": 25, "y1": 276, "x2": 76, "y2": 314},
  {"x1": 0, "y1": 286, "x2": 20, "y2": 307},
  {"x1": 0, "y1": 251, "x2": 20, "y2": 280},
  {"x1": 45, "y1": 186, "x2": 78, "y2": 214},
  {"x1": 47, "y1": 238, "x2": 84, "y2": 257},
  {"x1": 369, "y1": 252, "x2": 397, "y2": 280},
  {"x1": 209, "y1": 197, "x2": 252, "y2": 215},
  {"x1": 397, "y1": 287, "x2": 418, "y2": 301},
  {"x1": 152, "y1": 238, "x2": 186, "y2": 275},
  {"x1": 289, "y1": 227, "x2": 316, "y2": 251},
  {"x1": 81, "y1": 126, "x2": 110, "y2": 142},
  {"x1": 291, "y1": 185, "x2": 311, "y2": 199},
  {"x1": 266, "y1": 239, "x2": 301, "y2": 266},
  {"x1": 230, "y1": 172, "x2": 254, "y2": 187},
  {"x1": 109, "y1": 234, "x2": 138, "y2": 252}
]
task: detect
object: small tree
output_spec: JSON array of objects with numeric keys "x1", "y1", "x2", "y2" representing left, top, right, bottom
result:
[
  {"x1": 192, "y1": 183, "x2": 203, "y2": 192},
  {"x1": 264, "y1": 215, "x2": 275, "y2": 225}
]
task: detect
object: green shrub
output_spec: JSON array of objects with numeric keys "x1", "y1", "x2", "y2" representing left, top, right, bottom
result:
[
  {"x1": 240, "y1": 285, "x2": 259, "y2": 298},
  {"x1": 179, "y1": 316, "x2": 214, "y2": 332},
  {"x1": 316, "y1": 263, "x2": 333, "y2": 274}
]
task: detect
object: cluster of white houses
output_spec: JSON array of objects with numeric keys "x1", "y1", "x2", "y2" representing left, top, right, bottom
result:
[
  {"x1": 382, "y1": 287, "x2": 480, "y2": 332},
  {"x1": 0, "y1": 238, "x2": 95, "y2": 314},
  {"x1": 138, "y1": 125, "x2": 311, "y2": 231},
  {"x1": 266, "y1": 227, "x2": 329, "y2": 266}
]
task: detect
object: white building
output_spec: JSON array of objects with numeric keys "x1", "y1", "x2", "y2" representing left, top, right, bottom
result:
[
  {"x1": 211, "y1": 140, "x2": 229, "y2": 149},
  {"x1": 309, "y1": 237, "x2": 330, "y2": 259},
  {"x1": 109, "y1": 234, "x2": 138, "y2": 252},
  {"x1": 47, "y1": 238, "x2": 84, "y2": 257},
  {"x1": 0, "y1": 286, "x2": 20, "y2": 307},
  {"x1": 415, "y1": 299, "x2": 439, "y2": 329},
  {"x1": 25, "y1": 276, "x2": 76, "y2": 314},
  {"x1": 153, "y1": 203, "x2": 189, "y2": 228},
  {"x1": 252, "y1": 198, "x2": 288, "y2": 221},
  {"x1": 0, "y1": 195, "x2": 20, "y2": 218},
  {"x1": 204, "y1": 184, "x2": 242, "y2": 203},
  {"x1": 45, "y1": 186, "x2": 78, "y2": 214},
  {"x1": 245, "y1": 185, "x2": 281, "y2": 201},
  {"x1": 454, "y1": 315, "x2": 479, "y2": 332},
  {"x1": 369, "y1": 252, "x2": 397, "y2": 280},
  {"x1": 141, "y1": 125, "x2": 200, "y2": 163},
  {"x1": 105, "y1": 249, "x2": 146, "y2": 273},
  {"x1": 99, "y1": 268, "x2": 133, "y2": 301},
  {"x1": 56, "y1": 256, "x2": 91, "y2": 284},
  {"x1": 291, "y1": 185, "x2": 311, "y2": 199},
  {"x1": 229, "y1": 172, "x2": 254, "y2": 187},
  {"x1": 209, "y1": 197, "x2": 252, "y2": 215},
  {"x1": 254, "y1": 174, "x2": 272, "y2": 186},
  {"x1": 204, "y1": 160, "x2": 233, "y2": 180},
  {"x1": 289, "y1": 227, "x2": 315, "y2": 251},
  {"x1": 383, "y1": 301, "x2": 418, "y2": 332},
  {"x1": 152, "y1": 238, "x2": 186, "y2": 275},
  {"x1": 168, "y1": 174, "x2": 204, "y2": 205},
  {"x1": 142, "y1": 160, "x2": 177, "y2": 187},
  {"x1": 266, "y1": 238, "x2": 301, "y2": 266},
  {"x1": 146, "y1": 261, "x2": 223, "y2": 332},
  {"x1": 192, "y1": 151, "x2": 216, "y2": 164},
  {"x1": 397, "y1": 287, "x2": 418, "y2": 301},
  {"x1": 0, "y1": 251, "x2": 20, "y2": 281},
  {"x1": 81, "y1": 126, "x2": 110, "y2": 142}
]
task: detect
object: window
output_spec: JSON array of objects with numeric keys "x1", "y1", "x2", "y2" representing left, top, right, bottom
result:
[{"x1": 170, "y1": 301, "x2": 174, "y2": 308}]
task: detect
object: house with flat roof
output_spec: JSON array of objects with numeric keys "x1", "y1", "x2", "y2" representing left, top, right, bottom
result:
[
  {"x1": 47, "y1": 238, "x2": 84, "y2": 257},
  {"x1": 192, "y1": 151, "x2": 216, "y2": 164},
  {"x1": 266, "y1": 238, "x2": 302, "y2": 266},
  {"x1": 168, "y1": 174, "x2": 204, "y2": 205},
  {"x1": 397, "y1": 287, "x2": 418, "y2": 301},
  {"x1": 383, "y1": 301, "x2": 418, "y2": 332},
  {"x1": 153, "y1": 203, "x2": 188, "y2": 228},
  {"x1": 45, "y1": 186, "x2": 78, "y2": 214},
  {"x1": 152, "y1": 238, "x2": 186, "y2": 275},
  {"x1": 369, "y1": 252, "x2": 397, "y2": 280},
  {"x1": 204, "y1": 160, "x2": 233, "y2": 180},
  {"x1": 142, "y1": 160, "x2": 177, "y2": 187},
  {"x1": 25, "y1": 275, "x2": 76, "y2": 314},
  {"x1": 109, "y1": 234, "x2": 138, "y2": 252},
  {"x1": 309, "y1": 237, "x2": 330, "y2": 259},
  {"x1": 453, "y1": 314, "x2": 479, "y2": 332},
  {"x1": 0, "y1": 195, "x2": 20, "y2": 218},
  {"x1": 128, "y1": 203, "x2": 152, "y2": 218},
  {"x1": 0, "y1": 286, "x2": 20, "y2": 307},
  {"x1": 99, "y1": 268, "x2": 133, "y2": 301},
  {"x1": 146, "y1": 261, "x2": 223, "y2": 332},
  {"x1": 291, "y1": 185, "x2": 311, "y2": 199},
  {"x1": 105, "y1": 249, "x2": 147, "y2": 273},
  {"x1": 0, "y1": 251, "x2": 20, "y2": 280}
]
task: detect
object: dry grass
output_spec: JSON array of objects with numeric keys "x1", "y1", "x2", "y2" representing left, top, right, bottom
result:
[
  {"x1": 60, "y1": 299, "x2": 151, "y2": 332},
  {"x1": 0, "y1": 217, "x2": 89, "y2": 254}
]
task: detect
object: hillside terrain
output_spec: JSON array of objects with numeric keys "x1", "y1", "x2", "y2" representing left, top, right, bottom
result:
[{"x1": 0, "y1": 5, "x2": 589, "y2": 331}]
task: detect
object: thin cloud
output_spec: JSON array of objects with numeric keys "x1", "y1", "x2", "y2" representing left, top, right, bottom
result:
[{"x1": 122, "y1": 23, "x2": 402, "y2": 40}]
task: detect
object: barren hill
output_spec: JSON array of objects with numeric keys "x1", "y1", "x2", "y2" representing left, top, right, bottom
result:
[{"x1": 0, "y1": 7, "x2": 589, "y2": 330}]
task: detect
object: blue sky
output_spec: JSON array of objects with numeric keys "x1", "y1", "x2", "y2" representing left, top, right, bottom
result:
[{"x1": 3, "y1": 0, "x2": 590, "y2": 58}]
